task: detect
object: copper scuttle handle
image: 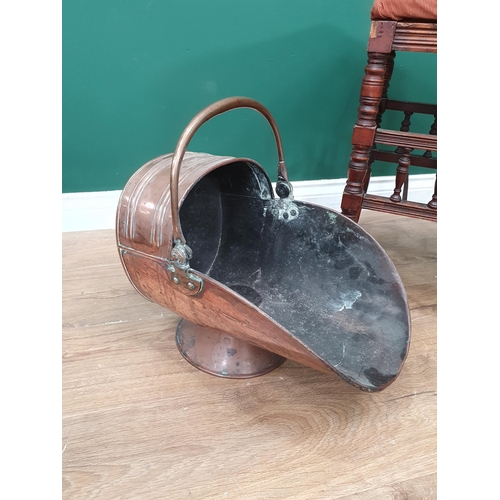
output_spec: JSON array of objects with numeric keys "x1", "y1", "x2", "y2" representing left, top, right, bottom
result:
[{"x1": 168, "y1": 96, "x2": 292, "y2": 295}]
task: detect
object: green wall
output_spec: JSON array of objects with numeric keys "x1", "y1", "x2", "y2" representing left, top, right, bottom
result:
[{"x1": 62, "y1": 0, "x2": 437, "y2": 193}]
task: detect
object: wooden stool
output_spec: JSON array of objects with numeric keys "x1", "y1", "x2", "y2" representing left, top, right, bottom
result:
[{"x1": 340, "y1": 0, "x2": 437, "y2": 222}]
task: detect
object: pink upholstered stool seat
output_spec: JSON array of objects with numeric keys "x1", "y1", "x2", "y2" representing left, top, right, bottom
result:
[{"x1": 371, "y1": 0, "x2": 437, "y2": 21}]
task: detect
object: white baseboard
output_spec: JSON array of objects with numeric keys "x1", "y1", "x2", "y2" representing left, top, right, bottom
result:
[
  {"x1": 62, "y1": 174, "x2": 436, "y2": 232},
  {"x1": 62, "y1": 190, "x2": 123, "y2": 232}
]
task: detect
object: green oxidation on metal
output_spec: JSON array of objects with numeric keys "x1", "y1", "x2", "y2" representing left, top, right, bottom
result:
[{"x1": 63, "y1": 0, "x2": 437, "y2": 193}]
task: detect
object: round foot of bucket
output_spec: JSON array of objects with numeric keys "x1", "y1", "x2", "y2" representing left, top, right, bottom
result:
[{"x1": 175, "y1": 319, "x2": 286, "y2": 378}]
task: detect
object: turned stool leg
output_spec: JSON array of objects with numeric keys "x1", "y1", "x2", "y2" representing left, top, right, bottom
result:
[
  {"x1": 341, "y1": 51, "x2": 390, "y2": 222},
  {"x1": 376, "y1": 51, "x2": 395, "y2": 128},
  {"x1": 364, "y1": 51, "x2": 396, "y2": 194}
]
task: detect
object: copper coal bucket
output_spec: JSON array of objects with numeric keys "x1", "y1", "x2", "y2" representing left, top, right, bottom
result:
[{"x1": 116, "y1": 97, "x2": 410, "y2": 391}]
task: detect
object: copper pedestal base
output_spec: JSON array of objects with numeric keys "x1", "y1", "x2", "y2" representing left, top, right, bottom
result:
[{"x1": 175, "y1": 319, "x2": 286, "y2": 378}]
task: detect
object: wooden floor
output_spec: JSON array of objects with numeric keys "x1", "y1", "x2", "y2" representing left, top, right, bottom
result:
[{"x1": 62, "y1": 210, "x2": 437, "y2": 500}]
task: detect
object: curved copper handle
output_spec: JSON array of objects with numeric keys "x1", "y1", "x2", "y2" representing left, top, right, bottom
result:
[{"x1": 170, "y1": 97, "x2": 291, "y2": 249}]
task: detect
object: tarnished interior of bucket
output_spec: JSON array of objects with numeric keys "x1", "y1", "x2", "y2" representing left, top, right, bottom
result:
[
  {"x1": 180, "y1": 161, "x2": 410, "y2": 390},
  {"x1": 117, "y1": 97, "x2": 410, "y2": 392}
]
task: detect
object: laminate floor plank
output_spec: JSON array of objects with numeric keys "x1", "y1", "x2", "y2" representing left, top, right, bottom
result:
[{"x1": 63, "y1": 211, "x2": 437, "y2": 499}]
